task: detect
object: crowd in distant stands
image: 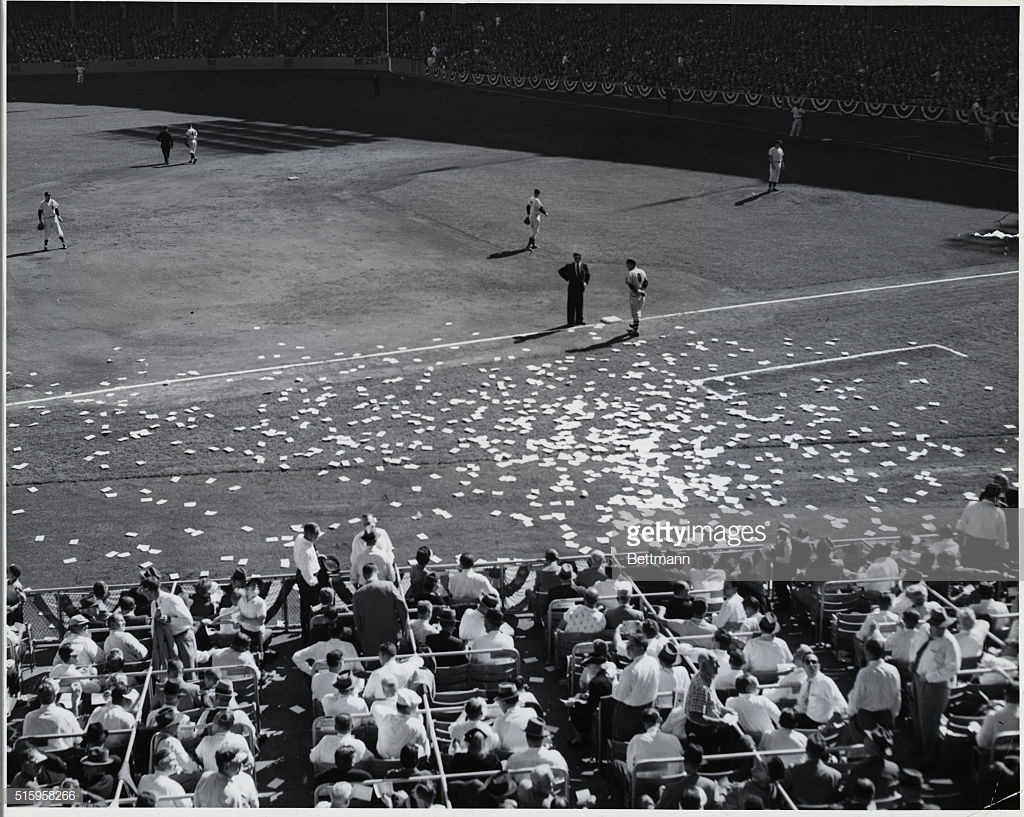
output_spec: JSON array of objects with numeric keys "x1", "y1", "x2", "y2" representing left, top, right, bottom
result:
[
  {"x1": 7, "y1": 3, "x2": 1017, "y2": 111},
  {"x1": 4, "y1": 476, "x2": 1020, "y2": 809}
]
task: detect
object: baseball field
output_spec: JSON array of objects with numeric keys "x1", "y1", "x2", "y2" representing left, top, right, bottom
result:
[{"x1": 5, "y1": 69, "x2": 1019, "y2": 589}]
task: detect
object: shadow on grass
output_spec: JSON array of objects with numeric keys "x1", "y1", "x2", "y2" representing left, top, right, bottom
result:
[
  {"x1": 131, "y1": 161, "x2": 191, "y2": 168},
  {"x1": 6, "y1": 248, "x2": 50, "y2": 259},
  {"x1": 566, "y1": 331, "x2": 635, "y2": 352},
  {"x1": 512, "y1": 325, "x2": 567, "y2": 344},
  {"x1": 734, "y1": 190, "x2": 774, "y2": 206},
  {"x1": 488, "y1": 248, "x2": 532, "y2": 259}
]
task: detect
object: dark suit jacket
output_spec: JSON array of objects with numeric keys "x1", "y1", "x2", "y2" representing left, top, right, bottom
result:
[
  {"x1": 352, "y1": 580, "x2": 407, "y2": 655},
  {"x1": 425, "y1": 632, "x2": 468, "y2": 667},
  {"x1": 558, "y1": 261, "x2": 591, "y2": 290}
]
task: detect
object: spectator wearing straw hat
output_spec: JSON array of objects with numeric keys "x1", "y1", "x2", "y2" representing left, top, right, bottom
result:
[
  {"x1": 60, "y1": 614, "x2": 106, "y2": 667},
  {"x1": 151, "y1": 705, "x2": 201, "y2": 778},
  {"x1": 193, "y1": 745, "x2": 258, "y2": 808},
  {"x1": 321, "y1": 671, "x2": 369, "y2": 717},
  {"x1": 545, "y1": 563, "x2": 585, "y2": 615},
  {"x1": 493, "y1": 681, "x2": 533, "y2": 753},
  {"x1": 137, "y1": 745, "x2": 191, "y2": 807},
  {"x1": 507, "y1": 717, "x2": 569, "y2": 772},
  {"x1": 195, "y1": 678, "x2": 255, "y2": 736},
  {"x1": 377, "y1": 688, "x2": 428, "y2": 759}
]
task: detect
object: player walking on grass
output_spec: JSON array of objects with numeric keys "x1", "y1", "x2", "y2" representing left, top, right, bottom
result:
[
  {"x1": 768, "y1": 140, "x2": 784, "y2": 192},
  {"x1": 185, "y1": 125, "x2": 198, "y2": 164},
  {"x1": 158, "y1": 126, "x2": 174, "y2": 165},
  {"x1": 625, "y1": 258, "x2": 648, "y2": 337},
  {"x1": 37, "y1": 192, "x2": 67, "y2": 251},
  {"x1": 525, "y1": 189, "x2": 547, "y2": 250}
]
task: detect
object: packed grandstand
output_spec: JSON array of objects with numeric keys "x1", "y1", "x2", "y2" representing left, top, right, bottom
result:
[{"x1": 5, "y1": 3, "x2": 1019, "y2": 111}]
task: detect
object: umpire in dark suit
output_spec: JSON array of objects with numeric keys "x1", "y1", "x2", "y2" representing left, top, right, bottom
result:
[{"x1": 558, "y1": 252, "x2": 591, "y2": 327}]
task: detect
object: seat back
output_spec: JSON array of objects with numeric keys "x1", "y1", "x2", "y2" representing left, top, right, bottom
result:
[
  {"x1": 434, "y1": 662, "x2": 471, "y2": 692},
  {"x1": 431, "y1": 687, "x2": 483, "y2": 707}
]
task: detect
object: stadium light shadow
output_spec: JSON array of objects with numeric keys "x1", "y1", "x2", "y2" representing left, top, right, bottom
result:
[
  {"x1": 487, "y1": 248, "x2": 532, "y2": 259},
  {"x1": 734, "y1": 190, "x2": 774, "y2": 206}
]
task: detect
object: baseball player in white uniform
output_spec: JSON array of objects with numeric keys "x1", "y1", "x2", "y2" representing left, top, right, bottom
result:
[
  {"x1": 37, "y1": 192, "x2": 67, "y2": 250},
  {"x1": 768, "y1": 140, "x2": 785, "y2": 192},
  {"x1": 625, "y1": 258, "x2": 648, "y2": 336},
  {"x1": 789, "y1": 105, "x2": 804, "y2": 137},
  {"x1": 525, "y1": 189, "x2": 547, "y2": 250},
  {"x1": 185, "y1": 125, "x2": 198, "y2": 164}
]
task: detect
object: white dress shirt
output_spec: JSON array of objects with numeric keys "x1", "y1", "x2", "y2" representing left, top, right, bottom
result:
[
  {"x1": 910, "y1": 630, "x2": 962, "y2": 685},
  {"x1": 796, "y1": 673, "x2": 849, "y2": 724},
  {"x1": 715, "y1": 594, "x2": 746, "y2": 629},
  {"x1": 612, "y1": 654, "x2": 660, "y2": 707},
  {"x1": 743, "y1": 635, "x2": 794, "y2": 672},
  {"x1": 725, "y1": 693, "x2": 781, "y2": 736},
  {"x1": 309, "y1": 733, "x2": 371, "y2": 765},
  {"x1": 448, "y1": 569, "x2": 497, "y2": 601},
  {"x1": 293, "y1": 537, "x2": 321, "y2": 585},
  {"x1": 363, "y1": 655, "x2": 424, "y2": 700},
  {"x1": 847, "y1": 659, "x2": 901, "y2": 718}
]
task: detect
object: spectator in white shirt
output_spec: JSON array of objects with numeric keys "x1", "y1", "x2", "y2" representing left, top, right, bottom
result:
[
  {"x1": 310, "y1": 712, "x2": 371, "y2": 767},
  {"x1": 311, "y1": 650, "x2": 346, "y2": 701},
  {"x1": 459, "y1": 595, "x2": 513, "y2": 642},
  {"x1": 655, "y1": 641, "x2": 691, "y2": 709},
  {"x1": 350, "y1": 513, "x2": 394, "y2": 570},
  {"x1": 976, "y1": 684, "x2": 1019, "y2": 751},
  {"x1": 294, "y1": 522, "x2": 325, "y2": 639},
  {"x1": 857, "y1": 594, "x2": 900, "y2": 642},
  {"x1": 470, "y1": 608, "x2": 516, "y2": 663},
  {"x1": 448, "y1": 553, "x2": 498, "y2": 601},
  {"x1": 559, "y1": 587, "x2": 607, "y2": 634},
  {"x1": 492, "y1": 682, "x2": 534, "y2": 753},
  {"x1": 363, "y1": 641, "x2": 424, "y2": 700},
  {"x1": 726, "y1": 673, "x2": 781, "y2": 741},
  {"x1": 857, "y1": 543, "x2": 900, "y2": 594},
  {"x1": 758, "y1": 707, "x2": 807, "y2": 766},
  {"x1": 60, "y1": 615, "x2": 105, "y2": 667},
  {"x1": 23, "y1": 679, "x2": 83, "y2": 751},
  {"x1": 847, "y1": 638, "x2": 901, "y2": 731},
  {"x1": 194, "y1": 710, "x2": 251, "y2": 772},
  {"x1": 201, "y1": 632, "x2": 260, "y2": 681},
  {"x1": 321, "y1": 671, "x2": 369, "y2": 717},
  {"x1": 625, "y1": 707, "x2": 683, "y2": 771},
  {"x1": 955, "y1": 607, "x2": 991, "y2": 660},
  {"x1": 911, "y1": 609, "x2": 962, "y2": 768},
  {"x1": 795, "y1": 652, "x2": 848, "y2": 728},
  {"x1": 103, "y1": 613, "x2": 148, "y2": 663},
  {"x1": 376, "y1": 688, "x2": 429, "y2": 759},
  {"x1": 715, "y1": 582, "x2": 746, "y2": 631},
  {"x1": 506, "y1": 717, "x2": 569, "y2": 773},
  {"x1": 137, "y1": 745, "x2": 192, "y2": 807},
  {"x1": 610, "y1": 634, "x2": 660, "y2": 739},
  {"x1": 927, "y1": 524, "x2": 961, "y2": 569},
  {"x1": 409, "y1": 601, "x2": 440, "y2": 649},
  {"x1": 49, "y1": 643, "x2": 102, "y2": 692},
  {"x1": 292, "y1": 621, "x2": 363, "y2": 675},
  {"x1": 141, "y1": 578, "x2": 197, "y2": 669},
  {"x1": 957, "y1": 484, "x2": 1008, "y2": 571},
  {"x1": 970, "y1": 582, "x2": 1011, "y2": 625},
  {"x1": 744, "y1": 615, "x2": 793, "y2": 673}
]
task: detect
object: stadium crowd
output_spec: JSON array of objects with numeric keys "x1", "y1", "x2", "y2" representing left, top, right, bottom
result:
[
  {"x1": 6, "y1": 3, "x2": 1018, "y2": 111},
  {"x1": 4, "y1": 477, "x2": 1020, "y2": 809}
]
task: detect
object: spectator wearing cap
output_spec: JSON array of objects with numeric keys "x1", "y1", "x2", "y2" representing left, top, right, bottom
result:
[
  {"x1": 470, "y1": 607, "x2": 516, "y2": 663},
  {"x1": 363, "y1": 641, "x2": 424, "y2": 699},
  {"x1": 310, "y1": 712, "x2": 371, "y2": 767},
  {"x1": 321, "y1": 671, "x2": 369, "y2": 717},
  {"x1": 201, "y1": 631, "x2": 260, "y2": 680},
  {"x1": 60, "y1": 614, "x2": 106, "y2": 667},
  {"x1": 714, "y1": 582, "x2": 746, "y2": 631},
  {"x1": 559, "y1": 586, "x2": 607, "y2": 634},
  {"x1": 103, "y1": 613, "x2": 149, "y2": 664},
  {"x1": 545, "y1": 563, "x2": 585, "y2": 615},
  {"x1": 784, "y1": 732, "x2": 843, "y2": 805},
  {"x1": 605, "y1": 586, "x2": 644, "y2": 630},
  {"x1": 956, "y1": 483, "x2": 1008, "y2": 570},
  {"x1": 655, "y1": 641, "x2": 690, "y2": 709},
  {"x1": 377, "y1": 688, "x2": 428, "y2": 759},
  {"x1": 448, "y1": 553, "x2": 498, "y2": 601},
  {"x1": 977, "y1": 683, "x2": 1020, "y2": 752},
  {"x1": 610, "y1": 634, "x2": 660, "y2": 740},
  {"x1": 194, "y1": 744, "x2": 258, "y2": 808},
  {"x1": 425, "y1": 607, "x2": 469, "y2": 667},
  {"x1": 725, "y1": 673, "x2": 781, "y2": 741},
  {"x1": 846, "y1": 726, "x2": 900, "y2": 799},
  {"x1": 848, "y1": 637, "x2": 901, "y2": 731},
  {"x1": 140, "y1": 576, "x2": 197, "y2": 669},
  {"x1": 195, "y1": 709, "x2": 251, "y2": 772},
  {"x1": 758, "y1": 708, "x2": 807, "y2": 766},
  {"x1": 151, "y1": 705, "x2": 201, "y2": 777},
  {"x1": 493, "y1": 681, "x2": 533, "y2": 753},
  {"x1": 406, "y1": 546, "x2": 435, "y2": 603},
  {"x1": 459, "y1": 593, "x2": 512, "y2": 642},
  {"x1": 449, "y1": 696, "x2": 500, "y2": 753},
  {"x1": 794, "y1": 651, "x2": 848, "y2": 728},
  {"x1": 911, "y1": 609, "x2": 962, "y2": 767},
  {"x1": 292, "y1": 620, "x2": 363, "y2": 676},
  {"x1": 574, "y1": 550, "x2": 609, "y2": 588},
  {"x1": 137, "y1": 745, "x2": 191, "y2": 807},
  {"x1": 23, "y1": 679, "x2": 83, "y2": 750},
  {"x1": 194, "y1": 678, "x2": 255, "y2": 737},
  {"x1": 353, "y1": 561, "x2": 409, "y2": 656},
  {"x1": 506, "y1": 716, "x2": 569, "y2": 772},
  {"x1": 410, "y1": 600, "x2": 440, "y2": 650},
  {"x1": 656, "y1": 742, "x2": 723, "y2": 808},
  {"x1": 743, "y1": 614, "x2": 792, "y2": 673}
]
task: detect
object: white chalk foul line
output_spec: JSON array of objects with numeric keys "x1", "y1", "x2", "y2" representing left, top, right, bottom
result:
[
  {"x1": 689, "y1": 343, "x2": 966, "y2": 386},
  {"x1": 6, "y1": 268, "x2": 1009, "y2": 408}
]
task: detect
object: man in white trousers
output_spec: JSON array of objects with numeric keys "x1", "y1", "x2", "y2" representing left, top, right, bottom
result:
[{"x1": 38, "y1": 192, "x2": 67, "y2": 250}]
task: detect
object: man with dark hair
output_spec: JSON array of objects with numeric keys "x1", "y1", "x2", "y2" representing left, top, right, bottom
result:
[
  {"x1": 310, "y1": 712, "x2": 371, "y2": 768},
  {"x1": 785, "y1": 732, "x2": 843, "y2": 805},
  {"x1": 558, "y1": 252, "x2": 591, "y2": 327},
  {"x1": 624, "y1": 258, "x2": 648, "y2": 336},
  {"x1": 842, "y1": 777, "x2": 877, "y2": 810},
  {"x1": 525, "y1": 189, "x2": 547, "y2": 250},
  {"x1": 425, "y1": 607, "x2": 468, "y2": 667},
  {"x1": 657, "y1": 742, "x2": 722, "y2": 808},
  {"x1": 157, "y1": 127, "x2": 174, "y2": 164},
  {"x1": 294, "y1": 522, "x2": 325, "y2": 640},
  {"x1": 758, "y1": 707, "x2": 807, "y2": 766},
  {"x1": 846, "y1": 727, "x2": 900, "y2": 799},
  {"x1": 610, "y1": 634, "x2": 659, "y2": 740},
  {"x1": 352, "y1": 562, "x2": 408, "y2": 656},
  {"x1": 140, "y1": 577, "x2": 197, "y2": 669},
  {"x1": 449, "y1": 553, "x2": 498, "y2": 601},
  {"x1": 605, "y1": 586, "x2": 644, "y2": 630},
  {"x1": 406, "y1": 546, "x2": 434, "y2": 603},
  {"x1": 193, "y1": 745, "x2": 258, "y2": 808},
  {"x1": 848, "y1": 637, "x2": 901, "y2": 731},
  {"x1": 315, "y1": 744, "x2": 374, "y2": 785}
]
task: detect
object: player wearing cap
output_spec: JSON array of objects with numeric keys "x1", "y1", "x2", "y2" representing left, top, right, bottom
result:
[
  {"x1": 185, "y1": 125, "x2": 198, "y2": 164},
  {"x1": 768, "y1": 140, "x2": 785, "y2": 191},
  {"x1": 37, "y1": 191, "x2": 67, "y2": 250},
  {"x1": 525, "y1": 189, "x2": 548, "y2": 250},
  {"x1": 624, "y1": 258, "x2": 648, "y2": 337}
]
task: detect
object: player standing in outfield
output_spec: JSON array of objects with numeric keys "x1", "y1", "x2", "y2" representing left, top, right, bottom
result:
[
  {"x1": 37, "y1": 192, "x2": 67, "y2": 251},
  {"x1": 789, "y1": 104, "x2": 804, "y2": 137},
  {"x1": 768, "y1": 140, "x2": 785, "y2": 192},
  {"x1": 525, "y1": 189, "x2": 547, "y2": 250},
  {"x1": 624, "y1": 258, "x2": 648, "y2": 337},
  {"x1": 185, "y1": 125, "x2": 199, "y2": 164},
  {"x1": 75, "y1": 64, "x2": 85, "y2": 85},
  {"x1": 157, "y1": 126, "x2": 174, "y2": 165}
]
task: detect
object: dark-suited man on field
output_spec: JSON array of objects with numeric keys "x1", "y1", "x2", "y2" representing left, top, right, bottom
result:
[
  {"x1": 558, "y1": 252, "x2": 591, "y2": 327},
  {"x1": 353, "y1": 562, "x2": 409, "y2": 657}
]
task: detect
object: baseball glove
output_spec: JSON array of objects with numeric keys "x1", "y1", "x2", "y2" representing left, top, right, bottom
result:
[
  {"x1": 523, "y1": 216, "x2": 530, "y2": 225},
  {"x1": 37, "y1": 223, "x2": 44, "y2": 230}
]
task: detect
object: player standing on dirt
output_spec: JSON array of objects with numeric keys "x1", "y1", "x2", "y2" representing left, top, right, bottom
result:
[
  {"x1": 37, "y1": 192, "x2": 67, "y2": 251},
  {"x1": 768, "y1": 140, "x2": 785, "y2": 192},
  {"x1": 625, "y1": 258, "x2": 648, "y2": 337},
  {"x1": 525, "y1": 189, "x2": 547, "y2": 251},
  {"x1": 158, "y1": 126, "x2": 174, "y2": 165},
  {"x1": 185, "y1": 125, "x2": 198, "y2": 164}
]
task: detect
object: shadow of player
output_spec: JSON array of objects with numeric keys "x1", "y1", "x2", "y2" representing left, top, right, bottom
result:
[
  {"x1": 734, "y1": 190, "x2": 774, "y2": 206},
  {"x1": 6, "y1": 248, "x2": 52, "y2": 259},
  {"x1": 487, "y1": 248, "x2": 532, "y2": 259},
  {"x1": 131, "y1": 161, "x2": 192, "y2": 168},
  {"x1": 512, "y1": 326, "x2": 566, "y2": 344},
  {"x1": 566, "y1": 331, "x2": 635, "y2": 352}
]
